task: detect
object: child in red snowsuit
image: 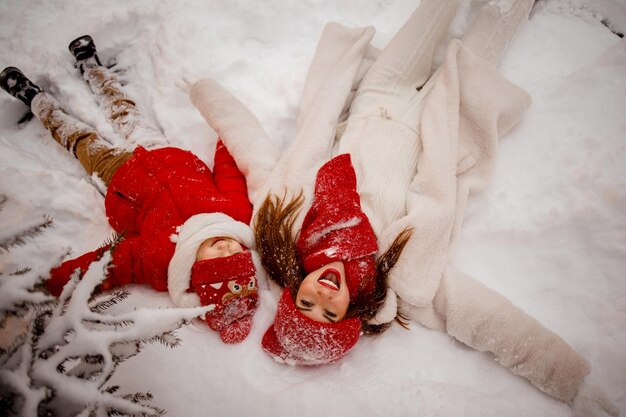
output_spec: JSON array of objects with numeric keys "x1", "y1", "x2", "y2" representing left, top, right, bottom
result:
[{"x1": 0, "y1": 35, "x2": 260, "y2": 344}]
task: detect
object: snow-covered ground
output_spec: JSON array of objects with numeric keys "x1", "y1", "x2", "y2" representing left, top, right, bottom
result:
[{"x1": 1, "y1": 0, "x2": 625, "y2": 415}]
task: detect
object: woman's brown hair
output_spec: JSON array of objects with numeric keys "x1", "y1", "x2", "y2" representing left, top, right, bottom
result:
[{"x1": 254, "y1": 192, "x2": 413, "y2": 334}]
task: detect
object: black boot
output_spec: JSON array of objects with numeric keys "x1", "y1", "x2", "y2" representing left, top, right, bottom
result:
[
  {"x1": 0, "y1": 66, "x2": 42, "y2": 107},
  {"x1": 68, "y1": 35, "x2": 102, "y2": 74}
]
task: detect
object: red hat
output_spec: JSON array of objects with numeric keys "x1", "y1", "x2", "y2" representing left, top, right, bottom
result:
[
  {"x1": 190, "y1": 251, "x2": 258, "y2": 344},
  {"x1": 297, "y1": 154, "x2": 378, "y2": 299},
  {"x1": 262, "y1": 288, "x2": 361, "y2": 365}
]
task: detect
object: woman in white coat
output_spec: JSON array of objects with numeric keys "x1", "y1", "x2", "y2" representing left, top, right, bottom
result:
[{"x1": 186, "y1": 0, "x2": 619, "y2": 415}]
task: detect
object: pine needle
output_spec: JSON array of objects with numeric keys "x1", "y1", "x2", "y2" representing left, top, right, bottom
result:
[{"x1": 0, "y1": 215, "x2": 53, "y2": 251}]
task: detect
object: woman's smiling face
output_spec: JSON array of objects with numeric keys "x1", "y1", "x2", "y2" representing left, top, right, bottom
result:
[{"x1": 295, "y1": 261, "x2": 350, "y2": 323}]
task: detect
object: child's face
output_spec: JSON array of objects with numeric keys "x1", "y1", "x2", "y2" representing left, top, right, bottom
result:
[
  {"x1": 196, "y1": 237, "x2": 244, "y2": 261},
  {"x1": 295, "y1": 261, "x2": 350, "y2": 323}
]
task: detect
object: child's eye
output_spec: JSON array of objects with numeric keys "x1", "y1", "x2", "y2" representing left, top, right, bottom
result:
[
  {"x1": 300, "y1": 300, "x2": 313, "y2": 307},
  {"x1": 324, "y1": 310, "x2": 337, "y2": 318}
]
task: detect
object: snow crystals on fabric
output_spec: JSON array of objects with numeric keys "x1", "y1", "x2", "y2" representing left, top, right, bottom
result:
[
  {"x1": 205, "y1": 296, "x2": 256, "y2": 344},
  {"x1": 295, "y1": 155, "x2": 379, "y2": 298},
  {"x1": 304, "y1": 217, "x2": 361, "y2": 246},
  {"x1": 31, "y1": 93, "x2": 100, "y2": 151},
  {"x1": 297, "y1": 155, "x2": 378, "y2": 268},
  {"x1": 82, "y1": 66, "x2": 166, "y2": 149},
  {"x1": 262, "y1": 289, "x2": 361, "y2": 365}
]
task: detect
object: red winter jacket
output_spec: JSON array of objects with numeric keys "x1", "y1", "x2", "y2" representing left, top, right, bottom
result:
[{"x1": 47, "y1": 140, "x2": 252, "y2": 296}]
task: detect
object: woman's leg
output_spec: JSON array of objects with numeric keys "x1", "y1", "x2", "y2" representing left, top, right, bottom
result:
[
  {"x1": 336, "y1": 0, "x2": 460, "y2": 234},
  {"x1": 30, "y1": 92, "x2": 131, "y2": 186},
  {"x1": 461, "y1": 0, "x2": 535, "y2": 66},
  {"x1": 69, "y1": 35, "x2": 165, "y2": 147}
]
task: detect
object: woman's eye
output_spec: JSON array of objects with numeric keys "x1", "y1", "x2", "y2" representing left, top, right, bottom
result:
[
  {"x1": 325, "y1": 310, "x2": 337, "y2": 318},
  {"x1": 300, "y1": 300, "x2": 312, "y2": 307}
]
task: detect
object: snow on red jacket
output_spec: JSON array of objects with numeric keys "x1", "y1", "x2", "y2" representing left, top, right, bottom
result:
[{"x1": 47, "y1": 140, "x2": 252, "y2": 296}]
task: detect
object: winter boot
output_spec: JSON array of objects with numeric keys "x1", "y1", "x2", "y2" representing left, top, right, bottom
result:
[
  {"x1": 0, "y1": 66, "x2": 42, "y2": 107},
  {"x1": 68, "y1": 35, "x2": 102, "y2": 74}
]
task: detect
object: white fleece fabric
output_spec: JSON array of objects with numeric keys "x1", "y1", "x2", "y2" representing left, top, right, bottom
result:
[{"x1": 187, "y1": 0, "x2": 606, "y2": 407}]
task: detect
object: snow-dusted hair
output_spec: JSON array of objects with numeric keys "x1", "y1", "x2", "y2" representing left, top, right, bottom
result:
[{"x1": 254, "y1": 192, "x2": 412, "y2": 334}]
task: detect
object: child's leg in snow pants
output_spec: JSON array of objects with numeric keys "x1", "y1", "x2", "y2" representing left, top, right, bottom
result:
[
  {"x1": 80, "y1": 65, "x2": 165, "y2": 146},
  {"x1": 31, "y1": 92, "x2": 131, "y2": 187},
  {"x1": 30, "y1": 65, "x2": 164, "y2": 186}
]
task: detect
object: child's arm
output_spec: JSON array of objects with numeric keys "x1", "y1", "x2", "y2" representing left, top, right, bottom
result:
[
  {"x1": 47, "y1": 246, "x2": 111, "y2": 296},
  {"x1": 212, "y1": 139, "x2": 252, "y2": 213},
  {"x1": 47, "y1": 236, "x2": 151, "y2": 296}
]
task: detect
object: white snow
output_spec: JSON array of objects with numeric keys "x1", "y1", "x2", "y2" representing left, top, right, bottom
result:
[{"x1": 1, "y1": 0, "x2": 625, "y2": 416}]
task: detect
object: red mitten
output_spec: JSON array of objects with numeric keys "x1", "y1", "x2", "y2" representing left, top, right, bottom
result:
[
  {"x1": 47, "y1": 247, "x2": 108, "y2": 296},
  {"x1": 205, "y1": 295, "x2": 257, "y2": 344},
  {"x1": 47, "y1": 236, "x2": 143, "y2": 296},
  {"x1": 190, "y1": 252, "x2": 258, "y2": 344},
  {"x1": 219, "y1": 315, "x2": 254, "y2": 344}
]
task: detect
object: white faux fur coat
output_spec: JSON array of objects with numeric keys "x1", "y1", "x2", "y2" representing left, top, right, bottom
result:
[{"x1": 188, "y1": 0, "x2": 591, "y2": 405}]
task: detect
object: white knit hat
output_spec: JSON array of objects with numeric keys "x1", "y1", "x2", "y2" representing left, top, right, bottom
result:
[{"x1": 168, "y1": 213, "x2": 258, "y2": 307}]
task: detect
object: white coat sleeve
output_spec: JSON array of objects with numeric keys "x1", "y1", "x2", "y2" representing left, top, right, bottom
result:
[
  {"x1": 189, "y1": 78, "x2": 279, "y2": 204},
  {"x1": 403, "y1": 266, "x2": 592, "y2": 403}
]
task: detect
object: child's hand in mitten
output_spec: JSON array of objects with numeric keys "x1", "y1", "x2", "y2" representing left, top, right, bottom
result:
[
  {"x1": 48, "y1": 245, "x2": 111, "y2": 296},
  {"x1": 205, "y1": 293, "x2": 258, "y2": 344},
  {"x1": 196, "y1": 276, "x2": 258, "y2": 344}
]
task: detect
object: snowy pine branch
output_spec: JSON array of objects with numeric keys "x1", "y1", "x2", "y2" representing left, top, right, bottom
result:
[
  {"x1": 89, "y1": 289, "x2": 130, "y2": 314},
  {"x1": 0, "y1": 194, "x2": 55, "y2": 320},
  {"x1": 0, "y1": 214, "x2": 53, "y2": 252},
  {"x1": 0, "y1": 264, "x2": 54, "y2": 321},
  {"x1": 0, "y1": 249, "x2": 211, "y2": 416}
]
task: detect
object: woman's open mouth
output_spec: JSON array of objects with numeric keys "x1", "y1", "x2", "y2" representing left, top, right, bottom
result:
[{"x1": 317, "y1": 268, "x2": 341, "y2": 291}]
